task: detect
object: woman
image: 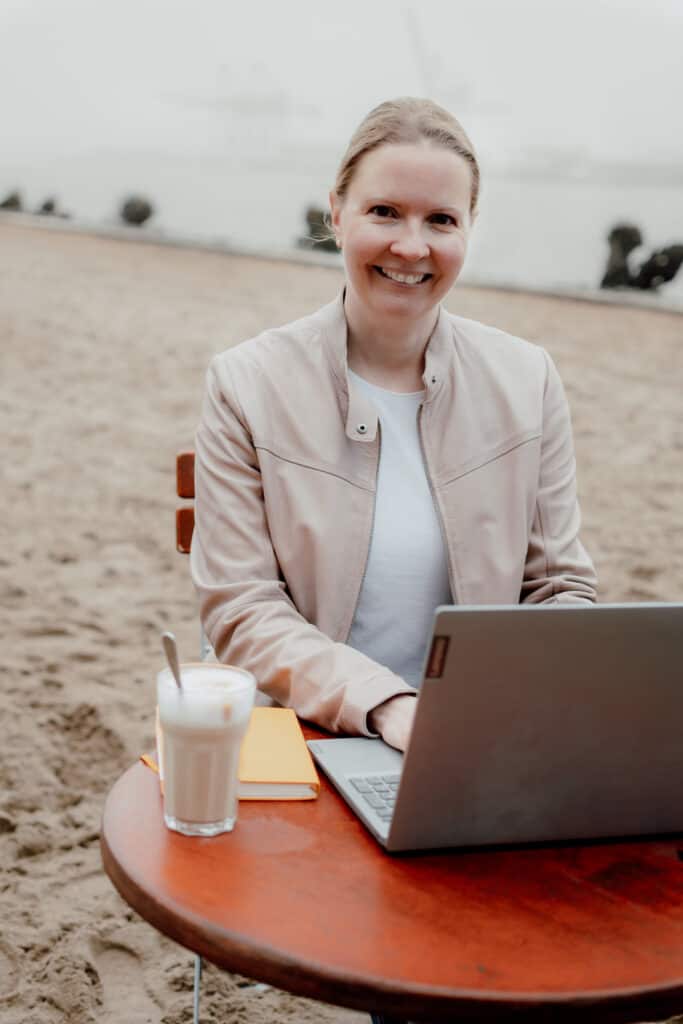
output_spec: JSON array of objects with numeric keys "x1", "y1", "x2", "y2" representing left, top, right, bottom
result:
[{"x1": 191, "y1": 97, "x2": 597, "y2": 755}]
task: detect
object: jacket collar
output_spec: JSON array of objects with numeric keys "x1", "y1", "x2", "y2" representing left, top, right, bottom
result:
[{"x1": 317, "y1": 290, "x2": 452, "y2": 443}]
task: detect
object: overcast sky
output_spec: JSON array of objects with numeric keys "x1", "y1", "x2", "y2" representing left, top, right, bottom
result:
[{"x1": 1, "y1": 0, "x2": 682, "y2": 168}]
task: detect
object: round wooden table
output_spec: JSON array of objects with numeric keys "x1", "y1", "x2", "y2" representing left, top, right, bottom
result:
[{"x1": 101, "y1": 756, "x2": 683, "y2": 1023}]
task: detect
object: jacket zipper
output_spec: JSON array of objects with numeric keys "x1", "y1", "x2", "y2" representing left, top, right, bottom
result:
[
  {"x1": 417, "y1": 404, "x2": 457, "y2": 602},
  {"x1": 344, "y1": 425, "x2": 382, "y2": 641}
]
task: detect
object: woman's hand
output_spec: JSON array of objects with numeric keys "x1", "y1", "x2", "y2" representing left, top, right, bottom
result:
[{"x1": 368, "y1": 694, "x2": 417, "y2": 752}]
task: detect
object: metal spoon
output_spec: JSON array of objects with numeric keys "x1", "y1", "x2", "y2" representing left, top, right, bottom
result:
[{"x1": 161, "y1": 631, "x2": 183, "y2": 691}]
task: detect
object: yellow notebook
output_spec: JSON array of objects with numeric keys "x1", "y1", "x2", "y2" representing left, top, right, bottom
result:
[{"x1": 237, "y1": 707, "x2": 320, "y2": 800}]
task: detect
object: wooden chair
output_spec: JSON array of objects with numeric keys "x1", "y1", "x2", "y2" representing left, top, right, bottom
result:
[
  {"x1": 176, "y1": 450, "x2": 213, "y2": 664},
  {"x1": 175, "y1": 449, "x2": 203, "y2": 1023},
  {"x1": 176, "y1": 450, "x2": 195, "y2": 554},
  {"x1": 176, "y1": 450, "x2": 273, "y2": 1021}
]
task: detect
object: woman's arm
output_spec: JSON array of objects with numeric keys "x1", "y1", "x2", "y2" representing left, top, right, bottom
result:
[
  {"x1": 520, "y1": 350, "x2": 597, "y2": 604},
  {"x1": 190, "y1": 356, "x2": 415, "y2": 736}
]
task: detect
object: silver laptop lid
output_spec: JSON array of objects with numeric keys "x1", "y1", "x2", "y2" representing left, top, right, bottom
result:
[{"x1": 385, "y1": 603, "x2": 683, "y2": 851}]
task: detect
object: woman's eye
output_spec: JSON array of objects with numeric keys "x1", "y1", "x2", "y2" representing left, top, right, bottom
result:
[
  {"x1": 430, "y1": 212, "x2": 457, "y2": 226},
  {"x1": 370, "y1": 205, "x2": 396, "y2": 218}
]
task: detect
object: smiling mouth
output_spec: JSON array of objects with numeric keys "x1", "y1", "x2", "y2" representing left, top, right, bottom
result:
[{"x1": 374, "y1": 266, "x2": 432, "y2": 285}]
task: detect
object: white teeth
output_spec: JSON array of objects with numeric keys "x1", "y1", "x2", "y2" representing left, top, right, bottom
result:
[{"x1": 379, "y1": 268, "x2": 428, "y2": 285}]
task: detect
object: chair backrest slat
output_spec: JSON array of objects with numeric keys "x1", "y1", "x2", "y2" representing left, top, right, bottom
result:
[
  {"x1": 176, "y1": 507, "x2": 194, "y2": 554},
  {"x1": 177, "y1": 450, "x2": 195, "y2": 499}
]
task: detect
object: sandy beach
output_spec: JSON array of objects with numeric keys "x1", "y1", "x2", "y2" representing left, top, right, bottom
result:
[{"x1": 1, "y1": 220, "x2": 682, "y2": 1024}]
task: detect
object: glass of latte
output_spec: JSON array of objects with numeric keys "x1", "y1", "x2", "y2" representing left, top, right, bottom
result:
[{"x1": 156, "y1": 662, "x2": 256, "y2": 836}]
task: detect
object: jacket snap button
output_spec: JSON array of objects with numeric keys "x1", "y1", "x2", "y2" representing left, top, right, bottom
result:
[
  {"x1": 431, "y1": 375, "x2": 437, "y2": 384},
  {"x1": 357, "y1": 423, "x2": 367, "y2": 434}
]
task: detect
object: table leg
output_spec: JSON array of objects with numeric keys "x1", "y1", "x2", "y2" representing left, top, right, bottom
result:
[{"x1": 193, "y1": 954, "x2": 202, "y2": 1023}]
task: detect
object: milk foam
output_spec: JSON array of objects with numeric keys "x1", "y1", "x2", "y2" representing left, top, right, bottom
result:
[{"x1": 158, "y1": 664, "x2": 254, "y2": 729}]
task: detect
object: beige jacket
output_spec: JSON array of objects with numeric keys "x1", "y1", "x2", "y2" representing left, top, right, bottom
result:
[{"x1": 191, "y1": 292, "x2": 597, "y2": 735}]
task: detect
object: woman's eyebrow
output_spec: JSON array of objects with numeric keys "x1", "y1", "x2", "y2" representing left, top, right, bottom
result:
[{"x1": 426, "y1": 202, "x2": 465, "y2": 217}]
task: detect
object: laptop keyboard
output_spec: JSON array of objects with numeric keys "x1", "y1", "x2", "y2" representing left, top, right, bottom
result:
[{"x1": 348, "y1": 773, "x2": 400, "y2": 821}]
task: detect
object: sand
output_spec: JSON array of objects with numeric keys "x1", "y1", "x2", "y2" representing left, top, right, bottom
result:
[{"x1": 0, "y1": 220, "x2": 681, "y2": 1024}]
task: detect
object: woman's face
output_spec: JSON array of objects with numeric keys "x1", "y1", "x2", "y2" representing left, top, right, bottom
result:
[{"x1": 330, "y1": 141, "x2": 475, "y2": 330}]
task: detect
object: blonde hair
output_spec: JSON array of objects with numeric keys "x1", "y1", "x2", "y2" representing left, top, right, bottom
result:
[{"x1": 333, "y1": 96, "x2": 480, "y2": 216}]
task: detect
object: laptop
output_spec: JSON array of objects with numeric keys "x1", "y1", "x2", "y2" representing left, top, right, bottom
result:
[{"x1": 307, "y1": 603, "x2": 683, "y2": 852}]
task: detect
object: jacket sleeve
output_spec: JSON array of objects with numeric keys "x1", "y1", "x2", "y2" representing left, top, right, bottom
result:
[
  {"x1": 520, "y1": 350, "x2": 598, "y2": 604},
  {"x1": 190, "y1": 356, "x2": 415, "y2": 736}
]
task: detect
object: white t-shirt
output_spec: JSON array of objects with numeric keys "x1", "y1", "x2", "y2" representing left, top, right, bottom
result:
[{"x1": 346, "y1": 370, "x2": 452, "y2": 689}]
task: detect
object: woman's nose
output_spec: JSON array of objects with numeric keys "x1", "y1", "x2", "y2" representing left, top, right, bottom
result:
[{"x1": 389, "y1": 223, "x2": 429, "y2": 261}]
